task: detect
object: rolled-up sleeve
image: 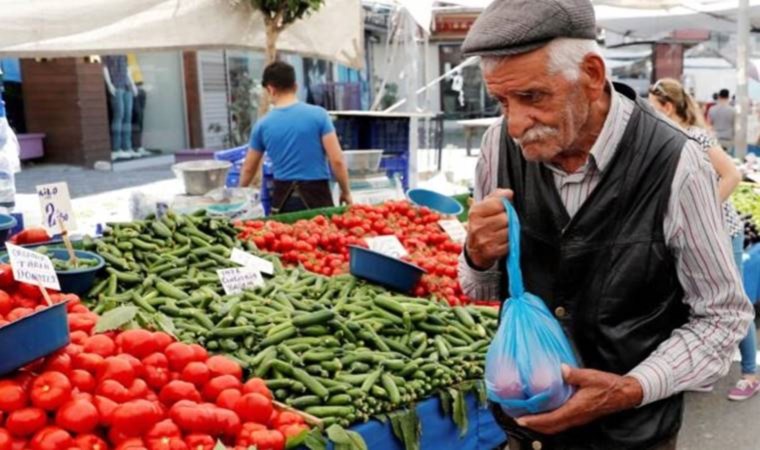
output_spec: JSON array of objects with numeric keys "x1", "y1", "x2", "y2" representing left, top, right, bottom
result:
[
  {"x1": 627, "y1": 141, "x2": 754, "y2": 405},
  {"x1": 458, "y1": 119, "x2": 504, "y2": 301}
]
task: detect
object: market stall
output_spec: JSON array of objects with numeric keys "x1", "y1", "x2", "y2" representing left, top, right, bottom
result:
[{"x1": 0, "y1": 191, "x2": 509, "y2": 450}]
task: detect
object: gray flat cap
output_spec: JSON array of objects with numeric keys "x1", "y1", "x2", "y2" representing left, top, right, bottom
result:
[{"x1": 462, "y1": 0, "x2": 596, "y2": 57}]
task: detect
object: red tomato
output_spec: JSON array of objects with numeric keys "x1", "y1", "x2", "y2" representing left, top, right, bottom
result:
[
  {"x1": 69, "y1": 369, "x2": 96, "y2": 393},
  {"x1": 6, "y1": 307, "x2": 33, "y2": 322},
  {"x1": 72, "y1": 353, "x2": 105, "y2": 375},
  {"x1": 0, "y1": 291, "x2": 12, "y2": 316},
  {"x1": 30, "y1": 426, "x2": 73, "y2": 450},
  {"x1": 0, "y1": 381, "x2": 27, "y2": 412},
  {"x1": 83, "y1": 335, "x2": 116, "y2": 357},
  {"x1": 0, "y1": 265, "x2": 15, "y2": 290},
  {"x1": 179, "y1": 362, "x2": 210, "y2": 388},
  {"x1": 152, "y1": 332, "x2": 174, "y2": 352},
  {"x1": 30, "y1": 372, "x2": 71, "y2": 411},
  {"x1": 43, "y1": 352, "x2": 72, "y2": 374},
  {"x1": 241, "y1": 378, "x2": 272, "y2": 400},
  {"x1": 111, "y1": 400, "x2": 164, "y2": 437},
  {"x1": 234, "y1": 393, "x2": 272, "y2": 425},
  {"x1": 5, "y1": 408, "x2": 47, "y2": 437},
  {"x1": 97, "y1": 356, "x2": 136, "y2": 386},
  {"x1": 117, "y1": 329, "x2": 158, "y2": 359},
  {"x1": 184, "y1": 434, "x2": 214, "y2": 450},
  {"x1": 0, "y1": 429, "x2": 11, "y2": 450},
  {"x1": 73, "y1": 433, "x2": 108, "y2": 450},
  {"x1": 142, "y1": 353, "x2": 170, "y2": 390},
  {"x1": 55, "y1": 398, "x2": 99, "y2": 434},
  {"x1": 205, "y1": 355, "x2": 242, "y2": 380},
  {"x1": 215, "y1": 389, "x2": 242, "y2": 411},
  {"x1": 201, "y1": 375, "x2": 241, "y2": 402},
  {"x1": 159, "y1": 381, "x2": 202, "y2": 406},
  {"x1": 164, "y1": 343, "x2": 195, "y2": 372}
]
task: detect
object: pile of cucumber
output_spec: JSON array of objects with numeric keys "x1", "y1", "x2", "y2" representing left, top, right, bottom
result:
[
  {"x1": 85, "y1": 210, "x2": 250, "y2": 313},
  {"x1": 86, "y1": 211, "x2": 499, "y2": 428}
]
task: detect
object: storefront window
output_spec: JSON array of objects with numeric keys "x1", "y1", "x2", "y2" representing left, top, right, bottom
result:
[{"x1": 104, "y1": 52, "x2": 187, "y2": 158}]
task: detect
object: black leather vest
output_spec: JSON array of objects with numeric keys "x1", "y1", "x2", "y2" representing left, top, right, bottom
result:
[{"x1": 494, "y1": 83, "x2": 689, "y2": 449}]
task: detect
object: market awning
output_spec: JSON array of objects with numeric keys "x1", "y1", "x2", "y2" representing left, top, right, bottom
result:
[{"x1": 0, "y1": 0, "x2": 364, "y2": 69}]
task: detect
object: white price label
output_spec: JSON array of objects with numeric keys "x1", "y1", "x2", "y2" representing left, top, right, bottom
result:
[
  {"x1": 230, "y1": 248, "x2": 274, "y2": 275},
  {"x1": 438, "y1": 219, "x2": 467, "y2": 244},
  {"x1": 365, "y1": 235, "x2": 408, "y2": 258},
  {"x1": 36, "y1": 182, "x2": 76, "y2": 234},
  {"x1": 6, "y1": 243, "x2": 61, "y2": 290},
  {"x1": 217, "y1": 267, "x2": 264, "y2": 295}
]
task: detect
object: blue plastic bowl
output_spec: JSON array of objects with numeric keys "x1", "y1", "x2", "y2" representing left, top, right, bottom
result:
[
  {"x1": 0, "y1": 214, "x2": 17, "y2": 247},
  {"x1": 0, "y1": 302, "x2": 70, "y2": 376},
  {"x1": 407, "y1": 188, "x2": 463, "y2": 216},
  {"x1": 1, "y1": 248, "x2": 105, "y2": 295},
  {"x1": 349, "y1": 245, "x2": 426, "y2": 294}
]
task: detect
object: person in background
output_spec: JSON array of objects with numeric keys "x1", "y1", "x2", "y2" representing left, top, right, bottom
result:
[
  {"x1": 650, "y1": 78, "x2": 758, "y2": 401},
  {"x1": 239, "y1": 61, "x2": 352, "y2": 213},
  {"x1": 708, "y1": 88, "x2": 737, "y2": 154},
  {"x1": 704, "y1": 92, "x2": 718, "y2": 121}
]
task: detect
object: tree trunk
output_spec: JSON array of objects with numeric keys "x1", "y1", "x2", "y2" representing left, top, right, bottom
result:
[{"x1": 258, "y1": 19, "x2": 281, "y2": 117}]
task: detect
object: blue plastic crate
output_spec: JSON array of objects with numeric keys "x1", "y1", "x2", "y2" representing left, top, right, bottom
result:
[
  {"x1": 369, "y1": 118, "x2": 409, "y2": 154},
  {"x1": 214, "y1": 145, "x2": 248, "y2": 163},
  {"x1": 380, "y1": 155, "x2": 409, "y2": 190},
  {"x1": 226, "y1": 171, "x2": 240, "y2": 188},
  {"x1": 334, "y1": 117, "x2": 360, "y2": 150}
]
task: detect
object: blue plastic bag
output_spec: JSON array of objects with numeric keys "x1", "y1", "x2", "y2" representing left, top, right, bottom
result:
[{"x1": 485, "y1": 199, "x2": 578, "y2": 418}]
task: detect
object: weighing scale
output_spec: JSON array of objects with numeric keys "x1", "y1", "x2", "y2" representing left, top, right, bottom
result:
[{"x1": 334, "y1": 150, "x2": 405, "y2": 205}]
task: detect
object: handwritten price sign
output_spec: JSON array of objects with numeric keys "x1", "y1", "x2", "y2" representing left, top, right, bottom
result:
[
  {"x1": 365, "y1": 235, "x2": 408, "y2": 258},
  {"x1": 6, "y1": 243, "x2": 61, "y2": 290},
  {"x1": 217, "y1": 267, "x2": 264, "y2": 295},
  {"x1": 36, "y1": 182, "x2": 76, "y2": 234}
]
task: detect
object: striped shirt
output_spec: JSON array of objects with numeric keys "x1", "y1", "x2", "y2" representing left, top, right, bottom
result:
[{"x1": 458, "y1": 87, "x2": 754, "y2": 406}]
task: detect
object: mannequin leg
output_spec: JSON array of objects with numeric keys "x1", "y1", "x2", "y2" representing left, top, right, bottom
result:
[
  {"x1": 110, "y1": 88, "x2": 125, "y2": 151},
  {"x1": 122, "y1": 90, "x2": 134, "y2": 151},
  {"x1": 132, "y1": 86, "x2": 146, "y2": 150}
]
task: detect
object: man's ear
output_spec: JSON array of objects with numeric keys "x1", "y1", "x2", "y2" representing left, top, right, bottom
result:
[{"x1": 580, "y1": 54, "x2": 607, "y2": 102}]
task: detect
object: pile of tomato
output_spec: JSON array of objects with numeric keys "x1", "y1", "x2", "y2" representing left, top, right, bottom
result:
[
  {"x1": 0, "y1": 274, "x2": 307, "y2": 450},
  {"x1": 237, "y1": 201, "x2": 472, "y2": 305}
]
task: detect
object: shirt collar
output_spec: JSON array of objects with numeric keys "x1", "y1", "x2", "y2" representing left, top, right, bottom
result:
[{"x1": 589, "y1": 81, "x2": 621, "y2": 173}]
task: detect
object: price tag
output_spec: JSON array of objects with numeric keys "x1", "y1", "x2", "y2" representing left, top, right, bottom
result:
[
  {"x1": 36, "y1": 182, "x2": 76, "y2": 234},
  {"x1": 365, "y1": 235, "x2": 408, "y2": 258},
  {"x1": 6, "y1": 243, "x2": 61, "y2": 290},
  {"x1": 438, "y1": 219, "x2": 467, "y2": 244},
  {"x1": 230, "y1": 248, "x2": 274, "y2": 275},
  {"x1": 217, "y1": 267, "x2": 264, "y2": 295}
]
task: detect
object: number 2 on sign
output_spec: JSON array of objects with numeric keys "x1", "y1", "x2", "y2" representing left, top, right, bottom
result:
[{"x1": 44, "y1": 204, "x2": 69, "y2": 229}]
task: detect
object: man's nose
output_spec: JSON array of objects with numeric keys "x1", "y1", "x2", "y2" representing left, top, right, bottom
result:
[{"x1": 507, "y1": 105, "x2": 534, "y2": 139}]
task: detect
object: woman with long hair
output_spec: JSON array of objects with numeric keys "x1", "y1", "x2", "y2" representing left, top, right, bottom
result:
[{"x1": 649, "y1": 78, "x2": 756, "y2": 400}]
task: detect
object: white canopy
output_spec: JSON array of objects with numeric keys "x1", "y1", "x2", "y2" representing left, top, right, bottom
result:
[{"x1": 0, "y1": 0, "x2": 364, "y2": 68}]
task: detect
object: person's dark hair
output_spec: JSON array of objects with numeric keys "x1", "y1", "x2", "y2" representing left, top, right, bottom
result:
[
  {"x1": 719, "y1": 88, "x2": 730, "y2": 99},
  {"x1": 262, "y1": 61, "x2": 296, "y2": 92},
  {"x1": 712, "y1": 92, "x2": 718, "y2": 101}
]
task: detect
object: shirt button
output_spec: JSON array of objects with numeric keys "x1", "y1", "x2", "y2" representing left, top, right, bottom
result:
[
  {"x1": 554, "y1": 306, "x2": 566, "y2": 318},
  {"x1": 532, "y1": 441, "x2": 543, "y2": 450}
]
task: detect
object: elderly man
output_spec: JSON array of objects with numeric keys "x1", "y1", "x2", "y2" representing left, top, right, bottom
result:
[{"x1": 458, "y1": 1, "x2": 754, "y2": 449}]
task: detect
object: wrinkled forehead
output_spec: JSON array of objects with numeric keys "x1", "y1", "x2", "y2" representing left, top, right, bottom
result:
[{"x1": 482, "y1": 49, "x2": 562, "y2": 96}]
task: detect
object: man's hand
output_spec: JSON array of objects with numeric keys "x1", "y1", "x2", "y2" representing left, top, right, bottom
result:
[
  {"x1": 516, "y1": 365, "x2": 644, "y2": 435},
  {"x1": 465, "y1": 189, "x2": 513, "y2": 269},
  {"x1": 340, "y1": 191, "x2": 353, "y2": 206}
]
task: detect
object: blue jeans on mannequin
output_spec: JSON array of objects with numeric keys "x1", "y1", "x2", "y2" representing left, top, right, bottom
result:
[
  {"x1": 110, "y1": 88, "x2": 133, "y2": 151},
  {"x1": 733, "y1": 233, "x2": 758, "y2": 376}
]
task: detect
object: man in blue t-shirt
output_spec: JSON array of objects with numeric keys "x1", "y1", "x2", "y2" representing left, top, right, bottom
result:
[{"x1": 239, "y1": 61, "x2": 352, "y2": 213}]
